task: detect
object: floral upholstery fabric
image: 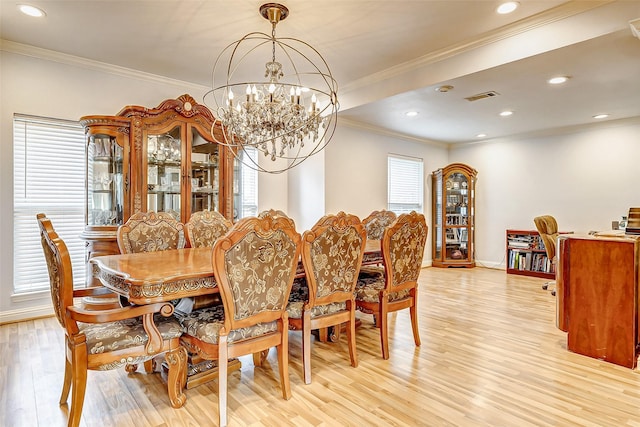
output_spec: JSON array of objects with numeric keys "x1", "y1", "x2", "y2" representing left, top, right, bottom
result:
[
  {"x1": 308, "y1": 225, "x2": 364, "y2": 298},
  {"x1": 185, "y1": 210, "x2": 231, "y2": 248},
  {"x1": 286, "y1": 219, "x2": 363, "y2": 319},
  {"x1": 363, "y1": 210, "x2": 397, "y2": 240},
  {"x1": 118, "y1": 211, "x2": 185, "y2": 254},
  {"x1": 39, "y1": 223, "x2": 68, "y2": 329},
  {"x1": 78, "y1": 315, "x2": 182, "y2": 370},
  {"x1": 224, "y1": 229, "x2": 298, "y2": 320},
  {"x1": 287, "y1": 277, "x2": 347, "y2": 318},
  {"x1": 387, "y1": 217, "x2": 427, "y2": 287},
  {"x1": 286, "y1": 300, "x2": 347, "y2": 319},
  {"x1": 179, "y1": 304, "x2": 278, "y2": 345},
  {"x1": 355, "y1": 267, "x2": 410, "y2": 303}
]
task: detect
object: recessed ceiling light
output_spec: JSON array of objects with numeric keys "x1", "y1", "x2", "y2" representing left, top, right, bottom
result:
[
  {"x1": 405, "y1": 111, "x2": 419, "y2": 117},
  {"x1": 496, "y1": 2, "x2": 519, "y2": 14},
  {"x1": 499, "y1": 110, "x2": 513, "y2": 117},
  {"x1": 18, "y1": 4, "x2": 46, "y2": 17},
  {"x1": 435, "y1": 85, "x2": 454, "y2": 93},
  {"x1": 476, "y1": 133, "x2": 487, "y2": 138},
  {"x1": 548, "y1": 76, "x2": 570, "y2": 85},
  {"x1": 593, "y1": 114, "x2": 609, "y2": 119}
]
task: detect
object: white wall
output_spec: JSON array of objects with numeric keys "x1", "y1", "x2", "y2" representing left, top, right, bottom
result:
[
  {"x1": 449, "y1": 118, "x2": 640, "y2": 269},
  {"x1": 325, "y1": 122, "x2": 450, "y2": 263},
  {"x1": 4, "y1": 46, "x2": 640, "y2": 322}
]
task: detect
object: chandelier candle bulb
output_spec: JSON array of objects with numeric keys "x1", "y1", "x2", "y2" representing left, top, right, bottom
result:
[{"x1": 228, "y1": 90, "x2": 234, "y2": 107}]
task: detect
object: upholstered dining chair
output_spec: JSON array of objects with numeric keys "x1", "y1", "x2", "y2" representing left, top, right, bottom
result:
[
  {"x1": 178, "y1": 213, "x2": 302, "y2": 427},
  {"x1": 36, "y1": 214, "x2": 187, "y2": 427},
  {"x1": 533, "y1": 215, "x2": 559, "y2": 296},
  {"x1": 117, "y1": 211, "x2": 185, "y2": 254},
  {"x1": 184, "y1": 210, "x2": 232, "y2": 248},
  {"x1": 362, "y1": 209, "x2": 397, "y2": 240},
  {"x1": 355, "y1": 211, "x2": 427, "y2": 360},
  {"x1": 287, "y1": 212, "x2": 367, "y2": 384}
]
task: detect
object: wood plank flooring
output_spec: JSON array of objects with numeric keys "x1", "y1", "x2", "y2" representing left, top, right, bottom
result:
[{"x1": 3, "y1": 267, "x2": 640, "y2": 426}]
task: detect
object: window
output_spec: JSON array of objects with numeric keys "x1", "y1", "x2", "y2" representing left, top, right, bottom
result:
[
  {"x1": 388, "y1": 154, "x2": 424, "y2": 214},
  {"x1": 238, "y1": 147, "x2": 258, "y2": 218},
  {"x1": 13, "y1": 115, "x2": 86, "y2": 293}
]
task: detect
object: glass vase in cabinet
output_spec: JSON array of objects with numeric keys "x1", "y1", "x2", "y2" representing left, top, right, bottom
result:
[{"x1": 432, "y1": 163, "x2": 477, "y2": 268}]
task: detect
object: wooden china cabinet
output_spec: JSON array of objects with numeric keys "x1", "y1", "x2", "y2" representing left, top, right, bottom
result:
[
  {"x1": 79, "y1": 94, "x2": 241, "y2": 272},
  {"x1": 432, "y1": 163, "x2": 477, "y2": 268}
]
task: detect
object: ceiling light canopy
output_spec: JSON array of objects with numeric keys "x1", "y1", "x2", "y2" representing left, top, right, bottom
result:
[
  {"x1": 205, "y1": 3, "x2": 339, "y2": 174},
  {"x1": 496, "y1": 2, "x2": 519, "y2": 14},
  {"x1": 18, "y1": 4, "x2": 46, "y2": 17},
  {"x1": 593, "y1": 114, "x2": 609, "y2": 119},
  {"x1": 405, "y1": 111, "x2": 419, "y2": 117},
  {"x1": 499, "y1": 110, "x2": 514, "y2": 117}
]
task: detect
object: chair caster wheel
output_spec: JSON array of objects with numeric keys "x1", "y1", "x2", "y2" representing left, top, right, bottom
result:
[{"x1": 542, "y1": 284, "x2": 548, "y2": 290}]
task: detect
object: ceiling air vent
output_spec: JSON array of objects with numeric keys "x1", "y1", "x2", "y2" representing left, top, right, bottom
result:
[{"x1": 465, "y1": 91, "x2": 500, "y2": 102}]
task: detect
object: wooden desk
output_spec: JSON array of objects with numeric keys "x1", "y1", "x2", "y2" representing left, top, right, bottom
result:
[{"x1": 557, "y1": 233, "x2": 640, "y2": 368}]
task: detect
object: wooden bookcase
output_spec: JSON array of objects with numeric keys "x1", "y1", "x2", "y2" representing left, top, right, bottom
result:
[{"x1": 506, "y1": 230, "x2": 554, "y2": 279}]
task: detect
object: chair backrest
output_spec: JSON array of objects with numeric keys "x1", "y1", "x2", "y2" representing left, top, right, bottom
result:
[
  {"x1": 213, "y1": 213, "x2": 301, "y2": 331},
  {"x1": 533, "y1": 215, "x2": 558, "y2": 260},
  {"x1": 302, "y1": 212, "x2": 367, "y2": 307},
  {"x1": 185, "y1": 210, "x2": 232, "y2": 248},
  {"x1": 258, "y1": 209, "x2": 295, "y2": 228},
  {"x1": 382, "y1": 211, "x2": 428, "y2": 292},
  {"x1": 36, "y1": 213, "x2": 74, "y2": 331},
  {"x1": 363, "y1": 209, "x2": 397, "y2": 240},
  {"x1": 117, "y1": 211, "x2": 185, "y2": 254}
]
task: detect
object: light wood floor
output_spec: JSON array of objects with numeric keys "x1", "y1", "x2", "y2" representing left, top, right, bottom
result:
[{"x1": 3, "y1": 267, "x2": 640, "y2": 427}]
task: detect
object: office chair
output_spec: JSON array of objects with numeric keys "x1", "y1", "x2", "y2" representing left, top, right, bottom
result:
[{"x1": 533, "y1": 215, "x2": 559, "y2": 296}]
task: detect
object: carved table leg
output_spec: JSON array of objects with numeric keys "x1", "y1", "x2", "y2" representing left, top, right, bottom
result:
[{"x1": 166, "y1": 346, "x2": 188, "y2": 408}]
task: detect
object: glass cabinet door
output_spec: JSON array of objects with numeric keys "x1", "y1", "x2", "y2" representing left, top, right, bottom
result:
[
  {"x1": 434, "y1": 179, "x2": 443, "y2": 260},
  {"x1": 147, "y1": 126, "x2": 182, "y2": 220},
  {"x1": 190, "y1": 127, "x2": 220, "y2": 214},
  {"x1": 87, "y1": 134, "x2": 124, "y2": 226},
  {"x1": 445, "y1": 172, "x2": 470, "y2": 261},
  {"x1": 432, "y1": 162, "x2": 476, "y2": 268}
]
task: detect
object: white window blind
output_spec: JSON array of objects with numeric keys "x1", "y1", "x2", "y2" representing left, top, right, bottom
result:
[
  {"x1": 388, "y1": 154, "x2": 424, "y2": 214},
  {"x1": 240, "y1": 147, "x2": 258, "y2": 218},
  {"x1": 13, "y1": 114, "x2": 86, "y2": 293}
]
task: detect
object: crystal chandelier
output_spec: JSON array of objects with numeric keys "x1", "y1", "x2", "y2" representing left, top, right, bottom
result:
[{"x1": 205, "y1": 3, "x2": 339, "y2": 174}]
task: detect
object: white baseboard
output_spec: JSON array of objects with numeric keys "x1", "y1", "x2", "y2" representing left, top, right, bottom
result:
[{"x1": 0, "y1": 305, "x2": 54, "y2": 325}]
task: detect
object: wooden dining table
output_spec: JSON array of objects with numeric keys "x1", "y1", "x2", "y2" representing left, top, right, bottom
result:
[
  {"x1": 91, "y1": 239, "x2": 382, "y2": 305},
  {"x1": 90, "y1": 239, "x2": 383, "y2": 388}
]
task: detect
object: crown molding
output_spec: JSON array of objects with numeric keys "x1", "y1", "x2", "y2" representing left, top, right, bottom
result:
[
  {"x1": 0, "y1": 39, "x2": 209, "y2": 91},
  {"x1": 341, "y1": 0, "x2": 614, "y2": 95},
  {"x1": 453, "y1": 115, "x2": 640, "y2": 148},
  {"x1": 339, "y1": 117, "x2": 448, "y2": 149}
]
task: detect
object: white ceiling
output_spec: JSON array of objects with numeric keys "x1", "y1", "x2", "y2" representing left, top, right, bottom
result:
[{"x1": 2, "y1": 0, "x2": 639, "y2": 144}]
